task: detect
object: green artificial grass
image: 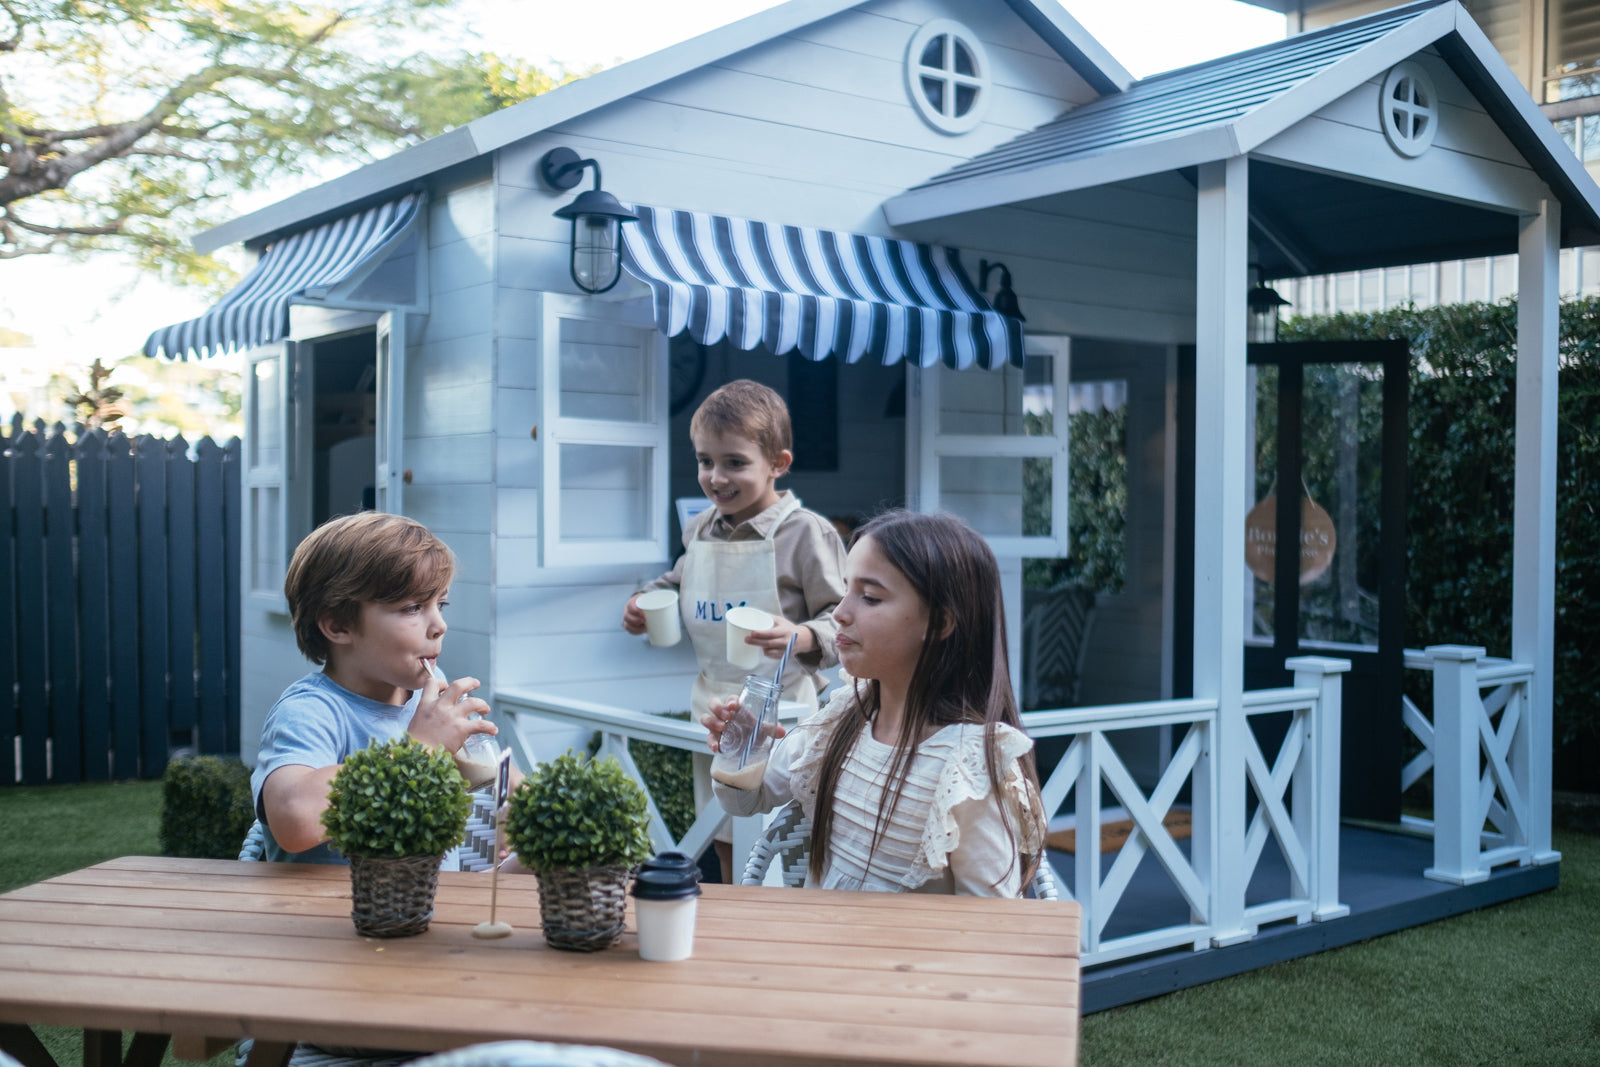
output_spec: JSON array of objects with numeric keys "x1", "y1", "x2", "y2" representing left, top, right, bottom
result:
[
  {"x1": 1081, "y1": 829, "x2": 1600, "y2": 1066},
  {"x1": 0, "y1": 780, "x2": 234, "y2": 1067},
  {"x1": 3, "y1": 781, "x2": 1596, "y2": 1066}
]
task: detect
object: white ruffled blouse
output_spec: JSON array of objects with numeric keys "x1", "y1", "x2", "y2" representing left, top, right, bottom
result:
[{"x1": 712, "y1": 681, "x2": 1044, "y2": 896}]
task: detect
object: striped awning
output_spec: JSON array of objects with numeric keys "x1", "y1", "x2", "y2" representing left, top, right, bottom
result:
[
  {"x1": 621, "y1": 205, "x2": 1023, "y2": 370},
  {"x1": 143, "y1": 194, "x2": 423, "y2": 361}
]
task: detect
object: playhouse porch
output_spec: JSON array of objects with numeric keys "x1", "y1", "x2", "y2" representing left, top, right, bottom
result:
[{"x1": 495, "y1": 636, "x2": 1559, "y2": 1010}]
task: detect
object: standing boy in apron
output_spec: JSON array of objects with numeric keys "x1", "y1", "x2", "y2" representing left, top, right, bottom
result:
[{"x1": 623, "y1": 379, "x2": 847, "y2": 879}]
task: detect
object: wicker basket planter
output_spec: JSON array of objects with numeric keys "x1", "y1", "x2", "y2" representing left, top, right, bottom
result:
[
  {"x1": 534, "y1": 863, "x2": 632, "y2": 951},
  {"x1": 503, "y1": 753, "x2": 654, "y2": 953},
  {"x1": 320, "y1": 737, "x2": 472, "y2": 940},
  {"x1": 347, "y1": 853, "x2": 443, "y2": 938}
]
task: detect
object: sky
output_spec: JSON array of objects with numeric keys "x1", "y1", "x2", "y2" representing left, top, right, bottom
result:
[{"x1": 0, "y1": 0, "x2": 1286, "y2": 400}]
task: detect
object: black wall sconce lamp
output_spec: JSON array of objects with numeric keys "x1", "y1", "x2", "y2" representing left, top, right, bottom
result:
[
  {"x1": 1246, "y1": 271, "x2": 1290, "y2": 343},
  {"x1": 978, "y1": 259, "x2": 1025, "y2": 321},
  {"x1": 539, "y1": 146, "x2": 638, "y2": 294}
]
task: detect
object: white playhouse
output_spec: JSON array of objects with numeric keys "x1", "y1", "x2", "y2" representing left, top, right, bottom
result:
[{"x1": 147, "y1": 0, "x2": 1594, "y2": 1006}]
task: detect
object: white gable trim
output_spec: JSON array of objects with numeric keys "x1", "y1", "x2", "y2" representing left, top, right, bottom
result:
[
  {"x1": 1229, "y1": 4, "x2": 1454, "y2": 154},
  {"x1": 195, "y1": 0, "x2": 1125, "y2": 256}
]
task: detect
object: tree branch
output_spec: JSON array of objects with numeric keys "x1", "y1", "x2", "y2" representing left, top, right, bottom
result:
[{"x1": 0, "y1": 0, "x2": 25, "y2": 54}]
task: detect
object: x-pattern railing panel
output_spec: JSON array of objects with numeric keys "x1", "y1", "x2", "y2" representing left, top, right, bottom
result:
[
  {"x1": 1414, "y1": 646, "x2": 1537, "y2": 885},
  {"x1": 1094, "y1": 726, "x2": 1210, "y2": 928},
  {"x1": 1241, "y1": 707, "x2": 1310, "y2": 899}
]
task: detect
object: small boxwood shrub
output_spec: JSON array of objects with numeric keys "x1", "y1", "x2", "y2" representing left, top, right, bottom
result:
[
  {"x1": 160, "y1": 755, "x2": 254, "y2": 859},
  {"x1": 503, "y1": 751, "x2": 653, "y2": 872},
  {"x1": 321, "y1": 737, "x2": 472, "y2": 858}
]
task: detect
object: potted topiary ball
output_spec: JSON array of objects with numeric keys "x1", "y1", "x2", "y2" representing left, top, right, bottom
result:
[
  {"x1": 321, "y1": 736, "x2": 473, "y2": 938},
  {"x1": 503, "y1": 750, "x2": 654, "y2": 952}
]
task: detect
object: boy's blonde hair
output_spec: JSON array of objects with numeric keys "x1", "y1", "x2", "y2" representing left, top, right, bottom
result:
[
  {"x1": 285, "y1": 512, "x2": 456, "y2": 665},
  {"x1": 689, "y1": 379, "x2": 792, "y2": 463}
]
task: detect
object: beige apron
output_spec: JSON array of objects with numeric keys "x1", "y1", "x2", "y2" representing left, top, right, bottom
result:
[{"x1": 680, "y1": 493, "x2": 820, "y2": 718}]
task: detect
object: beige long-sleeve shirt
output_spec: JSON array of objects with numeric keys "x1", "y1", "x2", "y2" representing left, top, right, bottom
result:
[{"x1": 637, "y1": 491, "x2": 846, "y2": 671}]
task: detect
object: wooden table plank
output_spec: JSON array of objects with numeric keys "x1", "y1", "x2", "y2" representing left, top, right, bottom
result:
[{"x1": 0, "y1": 858, "x2": 1080, "y2": 1067}]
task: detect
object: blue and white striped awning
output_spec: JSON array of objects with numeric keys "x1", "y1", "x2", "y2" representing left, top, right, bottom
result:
[
  {"x1": 621, "y1": 206, "x2": 1023, "y2": 370},
  {"x1": 143, "y1": 194, "x2": 423, "y2": 361}
]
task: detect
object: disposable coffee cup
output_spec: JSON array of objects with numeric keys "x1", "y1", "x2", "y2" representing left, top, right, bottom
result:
[
  {"x1": 636, "y1": 589, "x2": 682, "y2": 647},
  {"x1": 632, "y1": 867, "x2": 702, "y2": 962},
  {"x1": 724, "y1": 605, "x2": 774, "y2": 670}
]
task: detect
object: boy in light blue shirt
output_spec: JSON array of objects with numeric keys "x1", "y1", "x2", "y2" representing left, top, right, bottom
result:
[{"x1": 250, "y1": 511, "x2": 501, "y2": 863}]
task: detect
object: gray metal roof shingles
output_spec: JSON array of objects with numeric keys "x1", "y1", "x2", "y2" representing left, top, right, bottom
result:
[{"x1": 913, "y1": 5, "x2": 1420, "y2": 188}]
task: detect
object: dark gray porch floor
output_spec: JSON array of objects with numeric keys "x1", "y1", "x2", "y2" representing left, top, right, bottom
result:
[{"x1": 1050, "y1": 824, "x2": 1560, "y2": 1012}]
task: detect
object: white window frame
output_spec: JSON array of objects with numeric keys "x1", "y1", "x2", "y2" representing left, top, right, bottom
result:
[
  {"x1": 373, "y1": 310, "x2": 405, "y2": 514},
  {"x1": 241, "y1": 342, "x2": 293, "y2": 612},
  {"x1": 914, "y1": 334, "x2": 1072, "y2": 559},
  {"x1": 539, "y1": 293, "x2": 671, "y2": 567}
]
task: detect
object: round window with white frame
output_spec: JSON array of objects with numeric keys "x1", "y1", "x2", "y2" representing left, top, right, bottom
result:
[
  {"x1": 1379, "y1": 61, "x2": 1439, "y2": 158},
  {"x1": 906, "y1": 19, "x2": 991, "y2": 135}
]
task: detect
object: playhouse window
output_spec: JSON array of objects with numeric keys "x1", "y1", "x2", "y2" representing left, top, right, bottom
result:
[
  {"x1": 906, "y1": 19, "x2": 991, "y2": 135},
  {"x1": 243, "y1": 349, "x2": 289, "y2": 604},
  {"x1": 540, "y1": 295, "x2": 671, "y2": 567}
]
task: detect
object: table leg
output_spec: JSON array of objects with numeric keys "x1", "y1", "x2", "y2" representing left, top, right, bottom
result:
[
  {"x1": 0, "y1": 1023, "x2": 59, "y2": 1067},
  {"x1": 241, "y1": 1041, "x2": 292, "y2": 1067},
  {"x1": 83, "y1": 1030, "x2": 168, "y2": 1067}
]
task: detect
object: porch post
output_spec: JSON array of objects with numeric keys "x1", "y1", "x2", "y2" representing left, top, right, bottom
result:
[
  {"x1": 1514, "y1": 201, "x2": 1561, "y2": 866},
  {"x1": 1425, "y1": 644, "x2": 1488, "y2": 885},
  {"x1": 1286, "y1": 655, "x2": 1351, "y2": 921},
  {"x1": 1193, "y1": 156, "x2": 1251, "y2": 946}
]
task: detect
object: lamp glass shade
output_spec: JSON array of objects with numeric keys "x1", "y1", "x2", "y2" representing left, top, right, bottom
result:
[
  {"x1": 1247, "y1": 305, "x2": 1278, "y2": 343},
  {"x1": 571, "y1": 214, "x2": 622, "y2": 293},
  {"x1": 1246, "y1": 284, "x2": 1289, "y2": 344}
]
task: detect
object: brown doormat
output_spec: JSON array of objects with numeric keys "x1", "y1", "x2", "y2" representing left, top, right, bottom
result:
[{"x1": 1046, "y1": 810, "x2": 1192, "y2": 853}]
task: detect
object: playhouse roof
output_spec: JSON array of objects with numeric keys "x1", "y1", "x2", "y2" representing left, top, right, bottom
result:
[
  {"x1": 884, "y1": 0, "x2": 1600, "y2": 271},
  {"x1": 193, "y1": 0, "x2": 1130, "y2": 256}
]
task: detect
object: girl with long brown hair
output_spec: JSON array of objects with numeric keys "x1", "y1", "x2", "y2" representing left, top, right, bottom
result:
[{"x1": 705, "y1": 509, "x2": 1045, "y2": 895}]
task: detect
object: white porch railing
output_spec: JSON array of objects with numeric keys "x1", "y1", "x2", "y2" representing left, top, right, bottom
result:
[
  {"x1": 1024, "y1": 656, "x2": 1349, "y2": 966},
  {"x1": 496, "y1": 658, "x2": 1350, "y2": 968},
  {"x1": 493, "y1": 687, "x2": 790, "y2": 876},
  {"x1": 1401, "y1": 644, "x2": 1547, "y2": 885}
]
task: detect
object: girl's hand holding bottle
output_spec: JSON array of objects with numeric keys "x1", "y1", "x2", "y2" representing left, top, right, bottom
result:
[{"x1": 700, "y1": 694, "x2": 787, "y2": 754}]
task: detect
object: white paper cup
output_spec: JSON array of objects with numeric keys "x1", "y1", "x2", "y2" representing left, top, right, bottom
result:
[
  {"x1": 724, "y1": 606, "x2": 774, "y2": 670},
  {"x1": 635, "y1": 589, "x2": 682, "y2": 647},
  {"x1": 634, "y1": 896, "x2": 699, "y2": 961}
]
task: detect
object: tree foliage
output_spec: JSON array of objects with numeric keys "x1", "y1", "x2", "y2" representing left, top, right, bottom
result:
[
  {"x1": 1281, "y1": 299, "x2": 1600, "y2": 756},
  {"x1": 0, "y1": 1, "x2": 583, "y2": 283}
]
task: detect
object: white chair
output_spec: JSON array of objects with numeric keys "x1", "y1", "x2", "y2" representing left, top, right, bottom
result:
[
  {"x1": 740, "y1": 799, "x2": 1061, "y2": 899},
  {"x1": 239, "y1": 792, "x2": 499, "y2": 871}
]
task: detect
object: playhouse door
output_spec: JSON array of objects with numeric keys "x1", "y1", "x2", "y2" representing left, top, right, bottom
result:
[{"x1": 1242, "y1": 340, "x2": 1408, "y2": 823}]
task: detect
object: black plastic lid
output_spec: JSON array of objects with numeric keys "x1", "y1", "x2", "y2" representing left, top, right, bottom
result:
[
  {"x1": 640, "y1": 851, "x2": 700, "y2": 879},
  {"x1": 631, "y1": 868, "x2": 703, "y2": 901}
]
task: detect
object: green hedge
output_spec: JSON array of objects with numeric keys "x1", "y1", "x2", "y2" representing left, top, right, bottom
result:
[
  {"x1": 629, "y1": 711, "x2": 697, "y2": 841},
  {"x1": 1280, "y1": 298, "x2": 1600, "y2": 770},
  {"x1": 160, "y1": 755, "x2": 254, "y2": 859}
]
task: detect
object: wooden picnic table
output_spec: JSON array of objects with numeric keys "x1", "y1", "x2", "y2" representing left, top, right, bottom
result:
[{"x1": 0, "y1": 856, "x2": 1081, "y2": 1067}]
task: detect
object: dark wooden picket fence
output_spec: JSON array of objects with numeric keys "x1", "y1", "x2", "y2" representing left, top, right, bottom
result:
[{"x1": 2, "y1": 419, "x2": 241, "y2": 785}]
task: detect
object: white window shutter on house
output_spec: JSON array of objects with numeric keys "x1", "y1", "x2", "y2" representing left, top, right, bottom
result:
[{"x1": 539, "y1": 294, "x2": 671, "y2": 567}]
